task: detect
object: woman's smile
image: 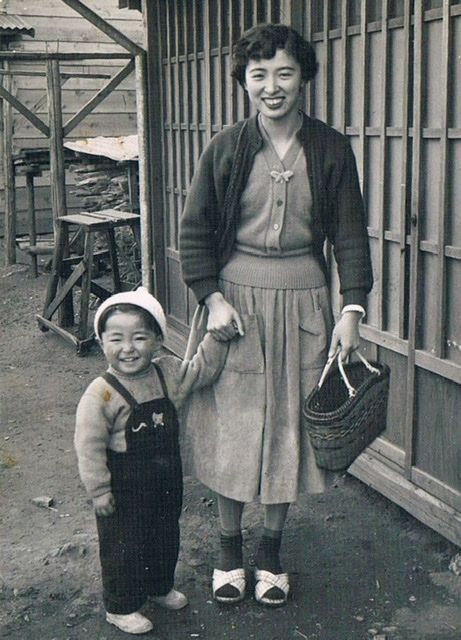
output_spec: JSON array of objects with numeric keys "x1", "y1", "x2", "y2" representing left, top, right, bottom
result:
[{"x1": 244, "y1": 48, "x2": 302, "y2": 122}]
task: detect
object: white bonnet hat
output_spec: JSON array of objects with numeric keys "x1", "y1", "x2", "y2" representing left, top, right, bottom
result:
[{"x1": 94, "y1": 286, "x2": 167, "y2": 340}]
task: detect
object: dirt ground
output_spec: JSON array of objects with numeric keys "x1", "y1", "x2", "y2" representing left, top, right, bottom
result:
[{"x1": 2, "y1": 248, "x2": 461, "y2": 640}]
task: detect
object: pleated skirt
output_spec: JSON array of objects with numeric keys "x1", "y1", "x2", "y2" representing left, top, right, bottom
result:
[{"x1": 183, "y1": 278, "x2": 336, "y2": 504}]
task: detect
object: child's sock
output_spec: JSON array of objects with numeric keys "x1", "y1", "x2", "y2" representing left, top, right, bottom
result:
[
  {"x1": 217, "y1": 530, "x2": 243, "y2": 571},
  {"x1": 255, "y1": 528, "x2": 283, "y2": 574}
]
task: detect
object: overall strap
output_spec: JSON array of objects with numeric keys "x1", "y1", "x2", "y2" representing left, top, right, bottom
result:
[
  {"x1": 153, "y1": 363, "x2": 169, "y2": 399},
  {"x1": 101, "y1": 372, "x2": 138, "y2": 409}
]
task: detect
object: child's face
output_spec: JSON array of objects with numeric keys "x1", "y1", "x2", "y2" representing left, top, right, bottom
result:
[{"x1": 100, "y1": 310, "x2": 161, "y2": 376}]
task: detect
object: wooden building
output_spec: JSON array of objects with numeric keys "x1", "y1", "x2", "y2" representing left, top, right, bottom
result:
[
  {"x1": 136, "y1": 0, "x2": 461, "y2": 548},
  {"x1": 0, "y1": 0, "x2": 143, "y2": 237}
]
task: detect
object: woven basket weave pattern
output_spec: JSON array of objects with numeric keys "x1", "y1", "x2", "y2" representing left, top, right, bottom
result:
[{"x1": 302, "y1": 360, "x2": 390, "y2": 471}]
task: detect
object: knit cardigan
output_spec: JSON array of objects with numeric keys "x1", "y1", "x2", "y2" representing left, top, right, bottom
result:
[{"x1": 179, "y1": 113, "x2": 373, "y2": 308}]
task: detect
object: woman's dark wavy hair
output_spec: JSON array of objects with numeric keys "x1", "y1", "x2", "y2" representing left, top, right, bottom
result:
[{"x1": 231, "y1": 23, "x2": 318, "y2": 87}]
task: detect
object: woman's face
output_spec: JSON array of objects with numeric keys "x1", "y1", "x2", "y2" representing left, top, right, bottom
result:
[{"x1": 244, "y1": 48, "x2": 303, "y2": 122}]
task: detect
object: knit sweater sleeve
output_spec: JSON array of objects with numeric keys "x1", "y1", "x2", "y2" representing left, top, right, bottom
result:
[
  {"x1": 154, "y1": 334, "x2": 229, "y2": 408},
  {"x1": 327, "y1": 138, "x2": 373, "y2": 307},
  {"x1": 179, "y1": 138, "x2": 221, "y2": 302},
  {"x1": 74, "y1": 381, "x2": 113, "y2": 500}
]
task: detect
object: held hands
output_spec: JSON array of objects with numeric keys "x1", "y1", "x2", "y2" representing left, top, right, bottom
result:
[
  {"x1": 93, "y1": 492, "x2": 115, "y2": 517},
  {"x1": 204, "y1": 292, "x2": 244, "y2": 341},
  {"x1": 328, "y1": 310, "x2": 362, "y2": 361}
]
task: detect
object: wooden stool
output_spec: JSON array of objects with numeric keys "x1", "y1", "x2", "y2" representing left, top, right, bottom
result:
[{"x1": 36, "y1": 209, "x2": 141, "y2": 355}]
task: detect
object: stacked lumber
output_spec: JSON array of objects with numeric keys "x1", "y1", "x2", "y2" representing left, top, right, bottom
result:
[{"x1": 69, "y1": 161, "x2": 132, "y2": 213}]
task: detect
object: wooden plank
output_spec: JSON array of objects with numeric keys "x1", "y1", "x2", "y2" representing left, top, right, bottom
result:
[
  {"x1": 350, "y1": 453, "x2": 461, "y2": 547},
  {"x1": 46, "y1": 59, "x2": 67, "y2": 229},
  {"x1": 338, "y1": 0, "x2": 348, "y2": 134},
  {"x1": 172, "y1": 0, "x2": 182, "y2": 249},
  {"x1": 434, "y1": 0, "x2": 451, "y2": 358},
  {"x1": 0, "y1": 70, "x2": 112, "y2": 79},
  {"x1": 0, "y1": 52, "x2": 133, "y2": 61},
  {"x1": 322, "y1": 0, "x2": 331, "y2": 123},
  {"x1": 6, "y1": 0, "x2": 132, "y2": 19},
  {"x1": 143, "y1": 0, "x2": 166, "y2": 303},
  {"x1": 398, "y1": 1, "x2": 411, "y2": 339},
  {"x1": 376, "y1": 0, "x2": 389, "y2": 330},
  {"x1": 2, "y1": 62, "x2": 16, "y2": 265},
  {"x1": 60, "y1": 0, "x2": 144, "y2": 55},
  {"x1": 36, "y1": 315, "x2": 80, "y2": 348},
  {"x1": 0, "y1": 84, "x2": 49, "y2": 136},
  {"x1": 358, "y1": 0, "x2": 369, "y2": 198},
  {"x1": 26, "y1": 171, "x2": 38, "y2": 276},
  {"x1": 63, "y1": 58, "x2": 135, "y2": 135},
  {"x1": 204, "y1": 0, "x2": 213, "y2": 142},
  {"x1": 135, "y1": 53, "x2": 153, "y2": 292},
  {"x1": 405, "y1": 1, "x2": 424, "y2": 477}
]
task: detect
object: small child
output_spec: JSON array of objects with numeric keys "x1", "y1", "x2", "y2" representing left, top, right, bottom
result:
[{"x1": 75, "y1": 287, "x2": 229, "y2": 635}]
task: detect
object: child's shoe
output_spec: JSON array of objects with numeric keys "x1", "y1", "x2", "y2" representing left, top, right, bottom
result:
[
  {"x1": 106, "y1": 611, "x2": 153, "y2": 634},
  {"x1": 151, "y1": 588, "x2": 188, "y2": 610}
]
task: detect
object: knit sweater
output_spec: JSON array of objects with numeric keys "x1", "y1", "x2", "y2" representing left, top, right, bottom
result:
[
  {"x1": 74, "y1": 334, "x2": 228, "y2": 500},
  {"x1": 179, "y1": 113, "x2": 373, "y2": 307}
]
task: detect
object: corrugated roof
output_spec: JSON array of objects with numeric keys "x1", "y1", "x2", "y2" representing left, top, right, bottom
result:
[{"x1": 0, "y1": 13, "x2": 35, "y2": 37}]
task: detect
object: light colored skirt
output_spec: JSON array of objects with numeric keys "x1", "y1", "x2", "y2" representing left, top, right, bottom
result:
[{"x1": 183, "y1": 279, "x2": 336, "y2": 504}]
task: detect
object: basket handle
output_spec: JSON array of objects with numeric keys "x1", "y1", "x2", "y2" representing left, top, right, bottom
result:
[{"x1": 317, "y1": 350, "x2": 381, "y2": 398}]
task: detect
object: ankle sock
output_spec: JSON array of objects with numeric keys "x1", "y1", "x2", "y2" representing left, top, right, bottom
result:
[
  {"x1": 217, "y1": 531, "x2": 243, "y2": 571},
  {"x1": 255, "y1": 529, "x2": 283, "y2": 574}
]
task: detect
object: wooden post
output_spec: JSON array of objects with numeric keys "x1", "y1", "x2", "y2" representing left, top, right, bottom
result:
[
  {"x1": 135, "y1": 52, "x2": 153, "y2": 292},
  {"x1": 2, "y1": 62, "x2": 16, "y2": 265},
  {"x1": 46, "y1": 59, "x2": 67, "y2": 228},
  {"x1": 46, "y1": 59, "x2": 72, "y2": 325},
  {"x1": 26, "y1": 170, "x2": 37, "y2": 277}
]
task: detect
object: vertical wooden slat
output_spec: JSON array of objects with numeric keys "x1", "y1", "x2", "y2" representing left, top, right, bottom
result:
[
  {"x1": 434, "y1": 0, "x2": 451, "y2": 358},
  {"x1": 237, "y1": 0, "x2": 248, "y2": 119},
  {"x1": 26, "y1": 171, "x2": 37, "y2": 277},
  {"x1": 376, "y1": 0, "x2": 389, "y2": 330},
  {"x1": 143, "y1": 0, "x2": 166, "y2": 304},
  {"x1": 358, "y1": 0, "x2": 369, "y2": 199},
  {"x1": 135, "y1": 52, "x2": 153, "y2": 292},
  {"x1": 398, "y1": 0, "x2": 411, "y2": 339},
  {"x1": 229, "y1": 0, "x2": 239, "y2": 124},
  {"x1": 46, "y1": 59, "x2": 67, "y2": 230},
  {"x1": 216, "y1": 0, "x2": 224, "y2": 132},
  {"x1": 405, "y1": 0, "x2": 424, "y2": 477},
  {"x1": 2, "y1": 62, "x2": 16, "y2": 265},
  {"x1": 305, "y1": 0, "x2": 315, "y2": 116},
  {"x1": 46, "y1": 58, "x2": 71, "y2": 326},
  {"x1": 339, "y1": 0, "x2": 348, "y2": 134},
  {"x1": 322, "y1": 0, "x2": 331, "y2": 124},
  {"x1": 204, "y1": 0, "x2": 213, "y2": 142},
  {"x1": 173, "y1": 0, "x2": 182, "y2": 248},
  {"x1": 182, "y1": 2, "x2": 192, "y2": 186},
  {"x1": 165, "y1": 1, "x2": 176, "y2": 258},
  {"x1": 192, "y1": 1, "x2": 201, "y2": 165}
]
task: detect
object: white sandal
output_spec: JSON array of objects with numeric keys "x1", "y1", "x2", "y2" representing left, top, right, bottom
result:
[
  {"x1": 254, "y1": 568, "x2": 290, "y2": 606},
  {"x1": 212, "y1": 568, "x2": 246, "y2": 603}
]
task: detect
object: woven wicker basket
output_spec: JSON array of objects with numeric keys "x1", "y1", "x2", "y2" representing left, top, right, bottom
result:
[{"x1": 302, "y1": 352, "x2": 390, "y2": 471}]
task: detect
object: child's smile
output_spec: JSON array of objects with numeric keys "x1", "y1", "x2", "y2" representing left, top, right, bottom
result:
[{"x1": 100, "y1": 311, "x2": 161, "y2": 376}]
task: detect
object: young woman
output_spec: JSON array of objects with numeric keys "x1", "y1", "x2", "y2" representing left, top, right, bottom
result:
[{"x1": 180, "y1": 23, "x2": 373, "y2": 607}]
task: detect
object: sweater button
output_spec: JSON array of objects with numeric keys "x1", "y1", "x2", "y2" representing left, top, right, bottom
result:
[
  {"x1": 273, "y1": 223, "x2": 279, "y2": 230},
  {"x1": 276, "y1": 199, "x2": 283, "y2": 207}
]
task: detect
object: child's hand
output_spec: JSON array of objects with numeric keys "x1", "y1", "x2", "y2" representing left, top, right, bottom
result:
[{"x1": 93, "y1": 492, "x2": 115, "y2": 516}]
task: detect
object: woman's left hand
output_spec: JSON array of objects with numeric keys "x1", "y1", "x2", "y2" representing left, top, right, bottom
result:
[{"x1": 328, "y1": 311, "x2": 362, "y2": 361}]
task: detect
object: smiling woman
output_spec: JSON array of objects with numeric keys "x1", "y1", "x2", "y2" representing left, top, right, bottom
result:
[{"x1": 179, "y1": 23, "x2": 373, "y2": 608}]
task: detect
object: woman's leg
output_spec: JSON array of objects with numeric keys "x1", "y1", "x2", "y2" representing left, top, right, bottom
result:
[
  {"x1": 213, "y1": 494, "x2": 246, "y2": 602},
  {"x1": 255, "y1": 503, "x2": 289, "y2": 573},
  {"x1": 216, "y1": 494, "x2": 244, "y2": 570},
  {"x1": 254, "y1": 503, "x2": 290, "y2": 605}
]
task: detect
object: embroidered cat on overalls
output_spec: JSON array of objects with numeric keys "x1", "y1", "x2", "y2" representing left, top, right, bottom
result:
[{"x1": 132, "y1": 411, "x2": 165, "y2": 432}]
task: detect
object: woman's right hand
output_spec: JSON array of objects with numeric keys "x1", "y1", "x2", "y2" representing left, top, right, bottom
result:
[
  {"x1": 204, "y1": 292, "x2": 244, "y2": 341},
  {"x1": 93, "y1": 492, "x2": 115, "y2": 516}
]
